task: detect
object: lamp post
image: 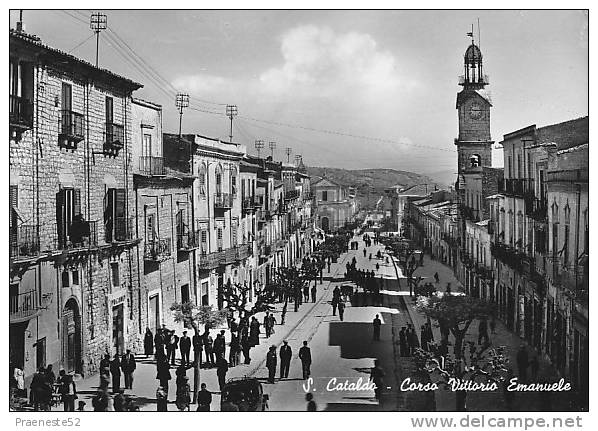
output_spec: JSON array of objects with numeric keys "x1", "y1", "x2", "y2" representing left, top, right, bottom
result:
[{"x1": 255, "y1": 140, "x2": 264, "y2": 158}]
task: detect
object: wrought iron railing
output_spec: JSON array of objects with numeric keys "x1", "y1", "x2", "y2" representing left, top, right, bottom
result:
[
  {"x1": 105, "y1": 216, "x2": 135, "y2": 243},
  {"x1": 57, "y1": 220, "x2": 99, "y2": 250},
  {"x1": 104, "y1": 122, "x2": 124, "y2": 149},
  {"x1": 144, "y1": 238, "x2": 172, "y2": 260},
  {"x1": 10, "y1": 290, "x2": 52, "y2": 323},
  {"x1": 59, "y1": 110, "x2": 84, "y2": 142},
  {"x1": 138, "y1": 156, "x2": 165, "y2": 176},
  {"x1": 9, "y1": 95, "x2": 33, "y2": 129},
  {"x1": 177, "y1": 230, "x2": 200, "y2": 250},
  {"x1": 10, "y1": 224, "x2": 40, "y2": 259},
  {"x1": 214, "y1": 193, "x2": 233, "y2": 209}
]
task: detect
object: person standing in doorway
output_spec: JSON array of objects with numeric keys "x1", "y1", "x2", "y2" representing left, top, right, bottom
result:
[{"x1": 144, "y1": 328, "x2": 154, "y2": 358}]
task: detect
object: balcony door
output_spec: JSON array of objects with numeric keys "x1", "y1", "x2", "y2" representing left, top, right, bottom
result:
[
  {"x1": 56, "y1": 188, "x2": 81, "y2": 248},
  {"x1": 104, "y1": 188, "x2": 126, "y2": 242},
  {"x1": 61, "y1": 82, "x2": 72, "y2": 112},
  {"x1": 62, "y1": 298, "x2": 82, "y2": 374}
]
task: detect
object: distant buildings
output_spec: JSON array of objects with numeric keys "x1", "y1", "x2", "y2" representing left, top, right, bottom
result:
[
  {"x1": 403, "y1": 36, "x2": 588, "y2": 409},
  {"x1": 312, "y1": 177, "x2": 357, "y2": 233},
  {"x1": 9, "y1": 29, "x2": 315, "y2": 386}
]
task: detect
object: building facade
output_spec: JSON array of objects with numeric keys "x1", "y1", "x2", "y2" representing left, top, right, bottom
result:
[{"x1": 312, "y1": 177, "x2": 356, "y2": 233}]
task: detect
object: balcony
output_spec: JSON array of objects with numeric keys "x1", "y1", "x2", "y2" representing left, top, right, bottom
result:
[
  {"x1": 235, "y1": 243, "x2": 252, "y2": 261},
  {"x1": 198, "y1": 250, "x2": 222, "y2": 270},
  {"x1": 214, "y1": 193, "x2": 233, "y2": 211},
  {"x1": 9, "y1": 95, "x2": 33, "y2": 133},
  {"x1": 59, "y1": 110, "x2": 84, "y2": 148},
  {"x1": 177, "y1": 230, "x2": 200, "y2": 251},
  {"x1": 138, "y1": 156, "x2": 165, "y2": 176},
  {"x1": 104, "y1": 122, "x2": 124, "y2": 154},
  {"x1": 491, "y1": 242, "x2": 529, "y2": 273},
  {"x1": 105, "y1": 216, "x2": 135, "y2": 243},
  {"x1": 57, "y1": 220, "x2": 99, "y2": 250},
  {"x1": 144, "y1": 238, "x2": 172, "y2": 261},
  {"x1": 459, "y1": 204, "x2": 478, "y2": 222},
  {"x1": 10, "y1": 290, "x2": 53, "y2": 324},
  {"x1": 526, "y1": 197, "x2": 548, "y2": 222},
  {"x1": 10, "y1": 224, "x2": 40, "y2": 260},
  {"x1": 500, "y1": 178, "x2": 527, "y2": 198},
  {"x1": 242, "y1": 197, "x2": 257, "y2": 214},
  {"x1": 284, "y1": 189, "x2": 300, "y2": 201}
]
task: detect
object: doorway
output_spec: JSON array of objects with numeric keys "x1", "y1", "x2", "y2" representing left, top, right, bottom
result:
[
  {"x1": 321, "y1": 216, "x2": 330, "y2": 232},
  {"x1": 112, "y1": 304, "x2": 124, "y2": 355},
  {"x1": 63, "y1": 298, "x2": 82, "y2": 374},
  {"x1": 148, "y1": 294, "x2": 159, "y2": 334}
]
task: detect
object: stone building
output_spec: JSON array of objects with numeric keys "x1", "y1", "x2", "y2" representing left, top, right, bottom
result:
[
  {"x1": 312, "y1": 177, "x2": 356, "y2": 233},
  {"x1": 9, "y1": 29, "x2": 143, "y2": 382}
]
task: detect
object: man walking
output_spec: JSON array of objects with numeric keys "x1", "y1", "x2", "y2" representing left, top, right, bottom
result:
[
  {"x1": 279, "y1": 340, "x2": 292, "y2": 379},
  {"x1": 373, "y1": 314, "x2": 382, "y2": 341},
  {"x1": 264, "y1": 312, "x2": 272, "y2": 338},
  {"x1": 121, "y1": 349, "x2": 136, "y2": 390},
  {"x1": 213, "y1": 331, "x2": 226, "y2": 360},
  {"x1": 338, "y1": 300, "x2": 346, "y2": 322},
  {"x1": 299, "y1": 341, "x2": 312, "y2": 380},
  {"x1": 311, "y1": 284, "x2": 317, "y2": 303},
  {"x1": 216, "y1": 356, "x2": 229, "y2": 391},
  {"x1": 180, "y1": 331, "x2": 191, "y2": 366},
  {"x1": 204, "y1": 332, "x2": 214, "y2": 367},
  {"x1": 266, "y1": 346, "x2": 277, "y2": 384}
]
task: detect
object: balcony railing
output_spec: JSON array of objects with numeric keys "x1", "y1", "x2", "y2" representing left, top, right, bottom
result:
[
  {"x1": 57, "y1": 220, "x2": 99, "y2": 250},
  {"x1": 105, "y1": 216, "x2": 135, "y2": 243},
  {"x1": 9, "y1": 95, "x2": 33, "y2": 131},
  {"x1": 235, "y1": 244, "x2": 252, "y2": 261},
  {"x1": 59, "y1": 110, "x2": 84, "y2": 146},
  {"x1": 500, "y1": 178, "x2": 527, "y2": 198},
  {"x1": 491, "y1": 242, "x2": 529, "y2": 273},
  {"x1": 138, "y1": 156, "x2": 165, "y2": 176},
  {"x1": 10, "y1": 290, "x2": 52, "y2": 323},
  {"x1": 284, "y1": 189, "x2": 300, "y2": 200},
  {"x1": 214, "y1": 193, "x2": 233, "y2": 210},
  {"x1": 104, "y1": 122, "x2": 124, "y2": 150},
  {"x1": 459, "y1": 204, "x2": 478, "y2": 222},
  {"x1": 10, "y1": 224, "x2": 40, "y2": 259},
  {"x1": 144, "y1": 238, "x2": 172, "y2": 261},
  {"x1": 177, "y1": 230, "x2": 200, "y2": 251},
  {"x1": 242, "y1": 197, "x2": 257, "y2": 213},
  {"x1": 526, "y1": 197, "x2": 548, "y2": 222},
  {"x1": 198, "y1": 250, "x2": 222, "y2": 270}
]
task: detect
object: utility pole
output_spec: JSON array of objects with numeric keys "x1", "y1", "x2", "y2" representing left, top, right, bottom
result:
[
  {"x1": 226, "y1": 104, "x2": 238, "y2": 143},
  {"x1": 255, "y1": 140, "x2": 264, "y2": 158},
  {"x1": 176, "y1": 93, "x2": 190, "y2": 168},
  {"x1": 294, "y1": 154, "x2": 302, "y2": 166},
  {"x1": 90, "y1": 12, "x2": 107, "y2": 68},
  {"x1": 285, "y1": 147, "x2": 292, "y2": 164},
  {"x1": 269, "y1": 141, "x2": 277, "y2": 159}
]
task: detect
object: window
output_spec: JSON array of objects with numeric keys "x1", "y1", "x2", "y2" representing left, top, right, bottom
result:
[
  {"x1": 230, "y1": 168, "x2": 237, "y2": 196},
  {"x1": 217, "y1": 228, "x2": 223, "y2": 251},
  {"x1": 470, "y1": 154, "x2": 480, "y2": 168},
  {"x1": 215, "y1": 167, "x2": 222, "y2": 195},
  {"x1": 200, "y1": 230, "x2": 208, "y2": 254},
  {"x1": 57, "y1": 188, "x2": 82, "y2": 248},
  {"x1": 36, "y1": 337, "x2": 46, "y2": 370},
  {"x1": 145, "y1": 212, "x2": 156, "y2": 244},
  {"x1": 62, "y1": 270, "x2": 70, "y2": 288},
  {"x1": 72, "y1": 269, "x2": 79, "y2": 285},
  {"x1": 61, "y1": 82, "x2": 72, "y2": 111},
  {"x1": 322, "y1": 190, "x2": 328, "y2": 201},
  {"x1": 111, "y1": 262, "x2": 120, "y2": 288},
  {"x1": 517, "y1": 212, "x2": 524, "y2": 249},
  {"x1": 563, "y1": 205, "x2": 571, "y2": 267},
  {"x1": 104, "y1": 188, "x2": 126, "y2": 242},
  {"x1": 142, "y1": 134, "x2": 152, "y2": 157},
  {"x1": 199, "y1": 164, "x2": 206, "y2": 198},
  {"x1": 106, "y1": 96, "x2": 113, "y2": 124},
  {"x1": 508, "y1": 210, "x2": 514, "y2": 246},
  {"x1": 181, "y1": 284, "x2": 190, "y2": 304}
]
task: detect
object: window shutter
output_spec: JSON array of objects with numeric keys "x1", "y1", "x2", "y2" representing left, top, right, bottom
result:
[
  {"x1": 115, "y1": 188, "x2": 126, "y2": 217},
  {"x1": 56, "y1": 190, "x2": 66, "y2": 247},
  {"x1": 73, "y1": 189, "x2": 81, "y2": 217},
  {"x1": 104, "y1": 189, "x2": 114, "y2": 242},
  {"x1": 9, "y1": 185, "x2": 18, "y2": 246}
]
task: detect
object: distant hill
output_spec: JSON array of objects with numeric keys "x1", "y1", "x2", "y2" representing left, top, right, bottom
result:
[{"x1": 306, "y1": 166, "x2": 442, "y2": 209}]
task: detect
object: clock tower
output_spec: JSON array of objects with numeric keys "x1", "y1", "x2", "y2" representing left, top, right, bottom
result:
[{"x1": 455, "y1": 39, "x2": 493, "y2": 177}]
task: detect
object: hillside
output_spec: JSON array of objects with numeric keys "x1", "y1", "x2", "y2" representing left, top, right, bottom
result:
[{"x1": 306, "y1": 166, "x2": 443, "y2": 209}]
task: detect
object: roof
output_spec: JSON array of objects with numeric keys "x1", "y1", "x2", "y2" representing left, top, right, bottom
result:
[
  {"x1": 536, "y1": 116, "x2": 588, "y2": 150},
  {"x1": 132, "y1": 98, "x2": 162, "y2": 109},
  {"x1": 464, "y1": 43, "x2": 483, "y2": 63},
  {"x1": 456, "y1": 89, "x2": 492, "y2": 108},
  {"x1": 556, "y1": 142, "x2": 588, "y2": 155},
  {"x1": 312, "y1": 177, "x2": 342, "y2": 188},
  {"x1": 10, "y1": 30, "x2": 142, "y2": 92}
]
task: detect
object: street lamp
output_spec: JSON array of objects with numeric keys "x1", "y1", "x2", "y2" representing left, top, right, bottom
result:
[{"x1": 255, "y1": 140, "x2": 264, "y2": 158}]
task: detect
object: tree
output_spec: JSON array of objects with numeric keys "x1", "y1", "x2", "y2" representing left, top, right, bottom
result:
[
  {"x1": 220, "y1": 280, "x2": 278, "y2": 320},
  {"x1": 170, "y1": 302, "x2": 228, "y2": 403},
  {"x1": 381, "y1": 237, "x2": 423, "y2": 296}
]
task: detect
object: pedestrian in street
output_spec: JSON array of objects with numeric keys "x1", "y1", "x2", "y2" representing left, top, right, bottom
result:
[
  {"x1": 399, "y1": 327, "x2": 408, "y2": 356},
  {"x1": 327, "y1": 259, "x2": 331, "y2": 273},
  {"x1": 420, "y1": 325, "x2": 429, "y2": 351},
  {"x1": 434, "y1": 272, "x2": 439, "y2": 284},
  {"x1": 373, "y1": 314, "x2": 382, "y2": 341},
  {"x1": 213, "y1": 331, "x2": 226, "y2": 360},
  {"x1": 375, "y1": 262, "x2": 380, "y2": 271},
  {"x1": 192, "y1": 331, "x2": 203, "y2": 367},
  {"x1": 92, "y1": 388, "x2": 109, "y2": 412},
  {"x1": 204, "y1": 332, "x2": 214, "y2": 367},
  {"x1": 197, "y1": 383, "x2": 212, "y2": 411},
  {"x1": 175, "y1": 362, "x2": 187, "y2": 387},
  {"x1": 303, "y1": 285, "x2": 310, "y2": 303},
  {"x1": 517, "y1": 344, "x2": 529, "y2": 383},
  {"x1": 299, "y1": 341, "x2": 312, "y2": 380},
  {"x1": 250, "y1": 317, "x2": 261, "y2": 346},
  {"x1": 407, "y1": 324, "x2": 420, "y2": 350},
  {"x1": 264, "y1": 312, "x2": 272, "y2": 338},
  {"x1": 156, "y1": 355, "x2": 171, "y2": 391},
  {"x1": 311, "y1": 284, "x2": 317, "y2": 303},
  {"x1": 110, "y1": 353, "x2": 122, "y2": 394},
  {"x1": 77, "y1": 401, "x2": 86, "y2": 412},
  {"x1": 241, "y1": 333, "x2": 251, "y2": 365},
  {"x1": 113, "y1": 390, "x2": 125, "y2": 412},
  {"x1": 168, "y1": 330, "x2": 179, "y2": 365},
  {"x1": 229, "y1": 333, "x2": 240, "y2": 367},
  {"x1": 419, "y1": 253, "x2": 424, "y2": 266},
  {"x1": 445, "y1": 282, "x2": 452, "y2": 296},
  {"x1": 363, "y1": 248, "x2": 367, "y2": 258},
  {"x1": 144, "y1": 328, "x2": 154, "y2": 358},
  {"x1": 176, "y1": 376, "x2": 191, "y2": 411},
  {"x1": 180, "y1": 330, "x2": 191, "y2": 366},
  {"x1": 154, "y1": 330, "x2": 165, "y2": 359},
  {"x1": 13, "y1": 364, "x2": 25, "y2": 399},
  {"x1": 44, "y1": 364, "x2": 56, "y2": 386},
  {"x1": 59, "y1": 373, "x2": 77, "y2": 412},
  {"x1": 306, "y1": 393, "x2": 317, "y2": 411},
  {"x1": 266, "y1": 346, "x2": 277, "y2": 384},
  {"x1": 478, "y1": 318, "x2": 490, "y2": 346},
  {"x1": 216, "y1": 356, "x2": 229, "y2": 391},
  {"x1": 331, "y1": 295, "x2": 339, "y2": 316},
  {"x1": 338, "y1": 300, "x2": 346, "y2": 321},
  {"x1": 279, "y1": 340, "x2": 292, "y2": 379},
  {"x1": 268, "y1": 313, "x2": 277, "y2": 336},
  {"x1": 99, "y1": 354, "x2": 111, "y2": 390},
  {"x1": 121, "y1": 349, "x2": 136, "y2": 390},
  {"x1": 156, "y1": 386, "x2": 168, "y2": 412},
  {"x1": 370, "y1": 359, "x2": 385, "y2": 404}
]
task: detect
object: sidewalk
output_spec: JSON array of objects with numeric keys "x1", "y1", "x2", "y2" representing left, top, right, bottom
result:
[
  {"x1": 399, "y1": 253, "x2": 574, "y2": 411},
  {"x1": 72, "y1": 247, "x2": 352, "y2": 411}
]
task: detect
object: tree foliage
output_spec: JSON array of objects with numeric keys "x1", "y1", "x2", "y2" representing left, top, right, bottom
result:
[
  {"x1": 221, "y1": 281, "x2": 278, "y2": 319},
  {"x1": 169, "y1": 302, "x2": 229, "y2": 335}
]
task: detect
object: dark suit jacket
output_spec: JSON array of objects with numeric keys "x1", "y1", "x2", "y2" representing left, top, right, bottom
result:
[
  {"x1": 121, "y1": 354, "x2": 136, "y2": 372},
  {"x1": 180, "y1": 336, "x2": 191, "y2": 352},
  {"x1": 280, "y1": 345, "x2": 292, "y2": 361},
  {"x1": 299, "y1": 346, "x2": 311, "y2": 364}
]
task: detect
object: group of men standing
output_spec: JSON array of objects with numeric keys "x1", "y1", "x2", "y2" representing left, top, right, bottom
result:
[{"x1": 265, "y1": 340, "x2": 313, "y2": 384}]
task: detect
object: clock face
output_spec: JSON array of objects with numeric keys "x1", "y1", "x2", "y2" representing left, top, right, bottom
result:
[{"x1": 469, "y1": 103, "x2": 483, "y2": 120}]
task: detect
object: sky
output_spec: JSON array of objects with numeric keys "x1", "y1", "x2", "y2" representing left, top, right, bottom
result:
[{"x1": 10, "y1": 10, "x2": 588, "y2": 176}]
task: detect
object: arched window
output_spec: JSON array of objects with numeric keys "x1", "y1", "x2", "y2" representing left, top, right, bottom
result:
[
  {"x1": 470, "y1": 154, "x2": 481, "y2": 168},
  {"x1": 215, "y1": 165, "x2": 223, "y2": 195},
  {"x1": 230, "y1": 166, "x2": 237, "y2": 196},
  {"x1": 199, "y1": 163, "x2": 207, "y2": 198}
]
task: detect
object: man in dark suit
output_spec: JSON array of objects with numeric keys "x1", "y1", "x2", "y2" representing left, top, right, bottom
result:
[
  {"x1": 213, "y1": 331, "x2": 226, "y2": 360},
  {"x1": 298, "y1": 341, "x2": 312, "y2": 380},
  {"x1": 266, "y1": 346, "x2": 277, "y2": 383},
  {"x1": 180, "y1": 331, "x2": 191, "y2": 366},
  {"x1": 216, "y1": 356, "x2": 228, "y2": 391},
  {"x1": 167, "y1": 331, "x2": 179, "y2": 365},
  {"x1": 279, "y1": 340, "x2": 292, "y2": 379},
  {"x1": 192, "y1": 331, "x2": 203, "y2": 366},
  {"x1": 120, "y1": 349, "x2": 136, "y2": 389},
  {"x1": 110, "y1": 354, "x2": 122, "y2": 394}
]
